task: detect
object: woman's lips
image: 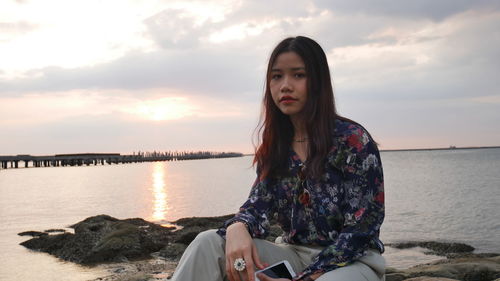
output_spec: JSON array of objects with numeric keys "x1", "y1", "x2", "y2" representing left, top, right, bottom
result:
[{"x1": 280, "y1": 96, "x2": 297, "y2": 104}]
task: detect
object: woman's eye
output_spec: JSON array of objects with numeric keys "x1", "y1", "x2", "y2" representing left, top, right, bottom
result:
[
  {"x1": 271, "y1": 74, "x2": 282, "y2": 80},
  {"x1": 295, "y1": 73, "x2": 306, "y2": 78}
]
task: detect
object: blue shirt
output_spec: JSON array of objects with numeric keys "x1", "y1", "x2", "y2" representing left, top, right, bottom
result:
[{"x1": 218, "y1": 119, "x2": 385, "y2": 280}]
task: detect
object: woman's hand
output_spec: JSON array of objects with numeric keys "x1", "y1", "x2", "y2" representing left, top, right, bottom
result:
[
  {"x1": 256, "y1": 273, "x2": 290, "y2": 281},
  {"x1": 226, "y1": 222, "x2": 267, "y2": 281}
]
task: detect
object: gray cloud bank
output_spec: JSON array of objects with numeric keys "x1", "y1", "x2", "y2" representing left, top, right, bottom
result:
[
  {"x1": 316, "y1": 0, "x2": 500, "y2": 20},
  {"x1": 1, "y1": 48, "x2": 264, "y2": 102}
]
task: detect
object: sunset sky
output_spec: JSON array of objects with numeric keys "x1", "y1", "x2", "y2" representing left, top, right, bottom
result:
[{"x1": 1, "y1": 0, "x2": 499, "y2": 155}]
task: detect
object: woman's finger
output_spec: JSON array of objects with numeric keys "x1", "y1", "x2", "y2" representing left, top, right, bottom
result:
[
  {"x1": 227, "y1": 255, "x2": 242, "y2": 281},
  {"x1": 251, "y1": 243, "x2": 266, "y2": 270},
  {"x1": 229, "y1": 256, "x2": 243, "y2": 281},
  {"x1": 226, "y1": 256, "x2": 234, "y2": 281},
  {"x1": 257, "y1": 273, "x2": 271, "y2": 281},
  {"x1": 243, "y1": 251, "x2": 256, "y2": 281}
]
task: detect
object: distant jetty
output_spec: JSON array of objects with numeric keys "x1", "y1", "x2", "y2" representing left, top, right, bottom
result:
[{"x1": 0, "y1": 151, "x2": 243, "y2": 170}]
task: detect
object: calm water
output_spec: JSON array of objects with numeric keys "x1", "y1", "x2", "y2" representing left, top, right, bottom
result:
[{"x1": 0, "y1": 148, "x2": 499, "y2": 280}]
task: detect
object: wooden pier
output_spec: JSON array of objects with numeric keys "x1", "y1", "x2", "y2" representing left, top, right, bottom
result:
[{"x1": 0, "y1": 152, "x2": 243, "y2": 170}]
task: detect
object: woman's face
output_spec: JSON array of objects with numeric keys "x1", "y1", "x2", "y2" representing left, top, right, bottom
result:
[{"x1": 269, "y1": 51, "x2": 308, "y2": 119}]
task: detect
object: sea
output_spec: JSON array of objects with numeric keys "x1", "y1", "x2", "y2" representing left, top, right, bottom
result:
[{"x1": 0, "y1": 148, "x2": 499, "y2": 281}]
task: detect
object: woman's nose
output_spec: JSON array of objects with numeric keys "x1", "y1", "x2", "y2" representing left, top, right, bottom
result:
[{"x1": 280, "y1": 76, "x2": 292, "y2": 92}]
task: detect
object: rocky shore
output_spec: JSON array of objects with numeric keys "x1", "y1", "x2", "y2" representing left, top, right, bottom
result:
[{"x1": 19, "y1": 215, "x2": 500, "y2": 281}]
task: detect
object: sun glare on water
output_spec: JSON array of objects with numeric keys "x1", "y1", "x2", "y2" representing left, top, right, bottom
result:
[{"x1": 151, "y1": 162, "x2": 168, "y2": 222}]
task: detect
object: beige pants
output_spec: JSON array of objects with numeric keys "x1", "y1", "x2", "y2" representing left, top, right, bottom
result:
[{"x1": 171, "y1": 230, "x2": 385, "y2": 281}]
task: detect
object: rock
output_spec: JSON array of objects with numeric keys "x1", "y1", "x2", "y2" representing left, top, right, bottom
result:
[
  {"x1": 173, "y1": 214, "x2": 234, "y2": 229},
  {"x1": 21, "y1": 232, "x2": 73, "y2": 253},
  {"x1": 386, "y1": 241, "x2": 474, "y2": 256},
  {"x1": 164, "y1": 214, "x2": 233, "y2": 248},
  {"x1": 23, "y1": 214, "x2": 499, "y2": 281},
  {"x1": 386, "y1": 254, "x2": 500, "y2": 281},
  {"x1": 18, "y1": 231, "x2": 48, "y2": 237},
  {"x1": 385, "y1": 272, "x2": 407, "y2": 281},
  {"x1": 153, "y1": 214, "x2": 235, "y2": 260},
  {"x1": 159, "y1": 243, "x2": 188, "y2": 260},
  {"x1": 405, "y1": 276, "x2": 459, "y2": 281},
  {"x1": 446, "y1": 252, "x2": 500, "y2": 259},
  {"x1": 169, "y1": 214, "x2": 234, "y2": 245},
  {"x1": 89, "y1": 259, "x2": 178, "y2": 281},
  {"x1": 159, "y1": 214, "x2": 285, "y2": 260},
  {"x1": 20, "y1": 214, "x2": 174, "y2": 264},
  {"x1": 385, "y1": 267, "x2": 400, "y2": 274},
  {"x1": 18, "y1": 213, "x2": 285, "y2": 263},
  {"x1": 19, "y1": 214, "x2": 245, "y2": 264},
  {"x1": 173, "y1": 230, "x2": 199, "y2": 245}
]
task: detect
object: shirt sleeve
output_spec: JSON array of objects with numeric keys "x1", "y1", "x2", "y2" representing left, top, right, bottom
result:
[
  {"x1": 294, "y1": 128, "x2": 385, "y2": 280},
  {"x1": 217, "y1": 169, "x2": 276, "y2": 239}
]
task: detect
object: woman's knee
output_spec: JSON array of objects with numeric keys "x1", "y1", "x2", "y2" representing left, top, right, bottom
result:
[
  {"x1": 193, "y1": 229, "x2": 221, "y2": 242},
  {"x1": 189, "y1": 229, "x2": 225, "y2": 250},
  {"x1": 317, "y1": 262, "x2": 382, "y2": 281}
]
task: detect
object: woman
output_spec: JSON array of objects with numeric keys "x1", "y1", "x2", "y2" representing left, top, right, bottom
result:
[{"x1": 171, "y1": 36, "x2": 385, "y2": 281}]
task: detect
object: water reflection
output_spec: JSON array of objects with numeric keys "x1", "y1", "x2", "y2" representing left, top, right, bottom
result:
[{"x1": 151, "y1": 162, "x2": 168, "y2": 222}]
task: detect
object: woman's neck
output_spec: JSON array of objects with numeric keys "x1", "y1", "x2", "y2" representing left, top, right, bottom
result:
[
  {"x1": 290, "y1": 115, "x2": 307, "y2": 140},
  {"x1": 290, "y1": 116, "x2": 308, "y2": 162}
]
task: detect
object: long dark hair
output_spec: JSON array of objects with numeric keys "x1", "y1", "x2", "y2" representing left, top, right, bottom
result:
[{"x1": 254, "y1": 36, "x2": 340, "y2": 180}]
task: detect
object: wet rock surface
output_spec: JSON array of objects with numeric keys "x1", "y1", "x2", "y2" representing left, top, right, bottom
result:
[
  {"x1": 19, "y1": 215, "x2": 500, "y2": 281},
  {"x1": 20, "y1": 215, "x2": 176, "y2": 264},
  {"x1": 386, "y1": 241, "x2": 475, "y2": 257},
  {"x1": 19, "y1": 214, "x2": 238, "y2": 265},
  {"x1": 385, "y1": 255, "x2": 500, "y2": 281},
  {"x1": 385, "y1": 242, "x2": 500, "y2": 281},
  {"x1": 18, "y1": 230, "x2": 48, "y2": 237}
]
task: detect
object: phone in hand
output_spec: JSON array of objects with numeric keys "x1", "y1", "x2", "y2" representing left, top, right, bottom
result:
[{"x1": 255, "y1": 260, "x2": 296, "y2": 281}]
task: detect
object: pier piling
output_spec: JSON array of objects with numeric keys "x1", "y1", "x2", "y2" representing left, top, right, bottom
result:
[{"x1": 0, "y1": 151, "x2": 244, "y2": 171}]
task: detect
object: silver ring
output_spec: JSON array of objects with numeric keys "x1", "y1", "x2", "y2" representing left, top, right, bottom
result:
[{"x1": 233, "y1": 258, "x2": 246, "y2": 271}]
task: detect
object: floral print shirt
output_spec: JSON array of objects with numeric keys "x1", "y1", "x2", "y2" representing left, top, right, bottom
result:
[{"x1": 217, "y1": 119, "x2": 385, "y2": 280}]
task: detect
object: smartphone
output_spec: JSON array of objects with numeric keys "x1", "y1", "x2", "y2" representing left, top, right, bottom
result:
[{"x1": 255, "y1": 260, "x2": 296, "y2": 281}]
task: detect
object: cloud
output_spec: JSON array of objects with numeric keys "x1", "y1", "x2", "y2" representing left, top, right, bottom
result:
[
  {"x1": 143, "y1": 0, "x2": 319, "y2": 48},
  {"x1": 0, "y1": 0, "x2": 159, "y2": 78},
  {"x1": 0, "y1": 46, "x2": 267, "y2": 102},
  {"x1": 2, "y1": 5, "x2": 498, "y2": 105},
  {"x1": 144, "y1": 8, "x2": 205, "y2": 49},
  {"x1": 314, "y1": 0, "x2": 500, "y2": 21},
  {"x1": 0, "y1": 21, "x2": 38, "y2": 36},
  {"x1": 328, "y1": 10, "x2": 500, "y2": 102},
  {"x1": 224, "y1": 0, "x2": 315, "y2": 21}
]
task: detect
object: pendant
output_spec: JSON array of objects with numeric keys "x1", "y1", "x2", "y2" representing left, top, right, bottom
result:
[{"x1": 299, "y1": 188, "x2": 311, "y2": 206}]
